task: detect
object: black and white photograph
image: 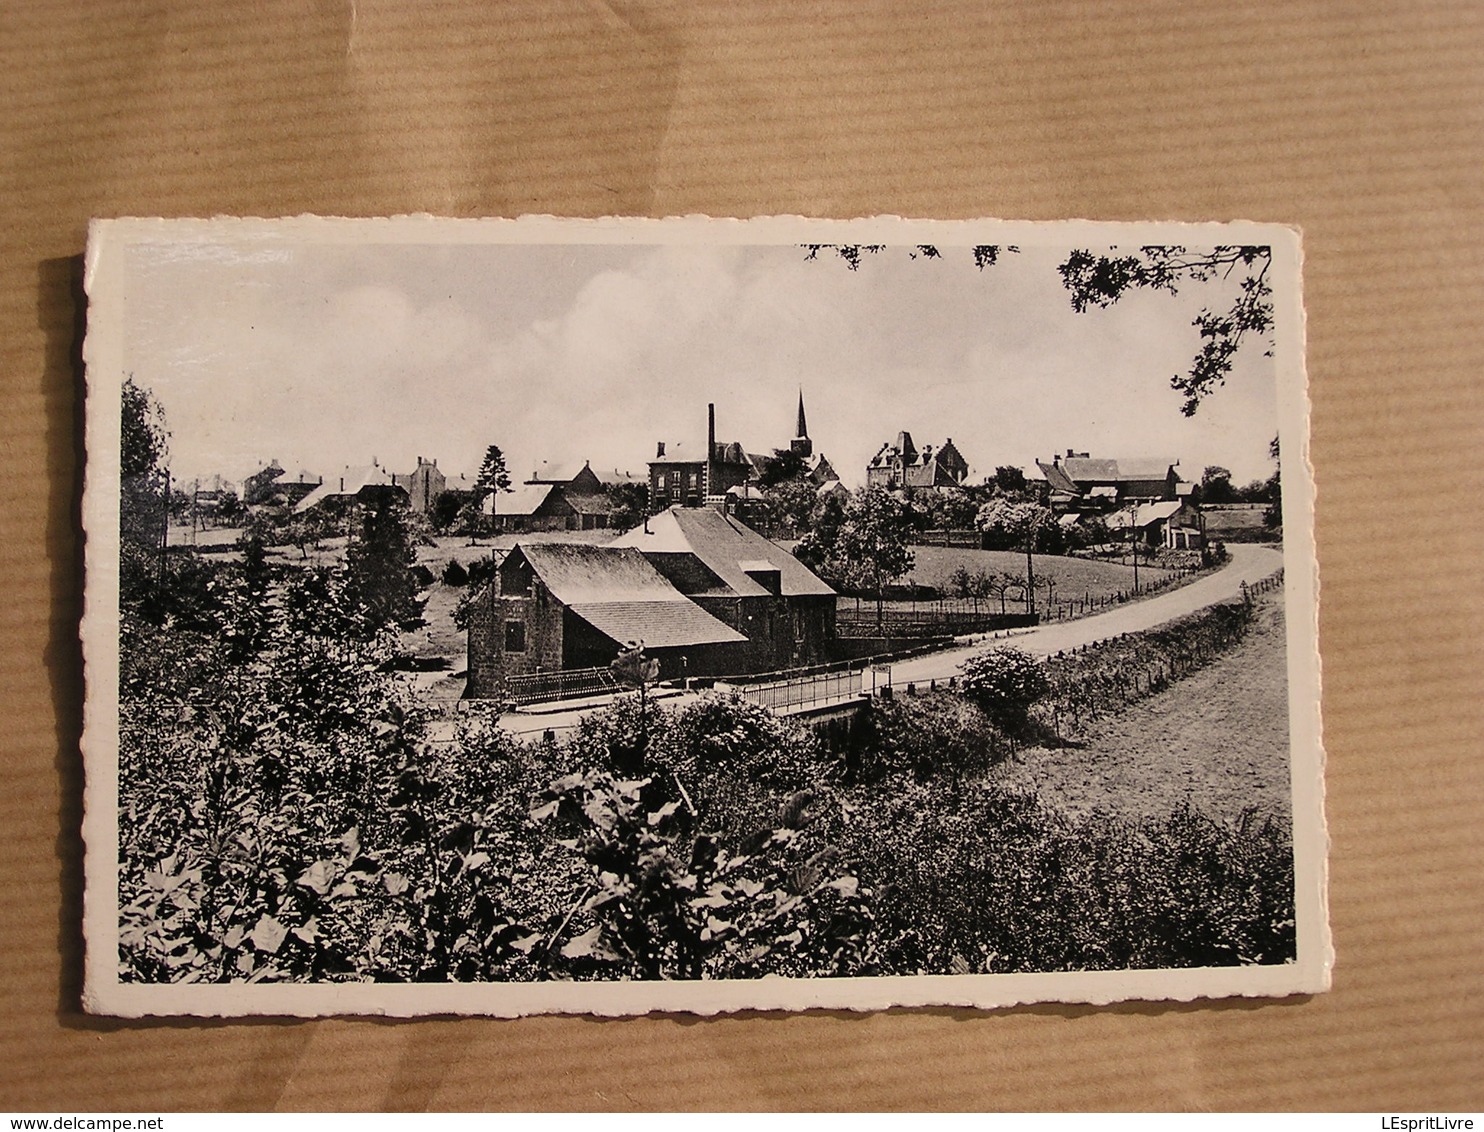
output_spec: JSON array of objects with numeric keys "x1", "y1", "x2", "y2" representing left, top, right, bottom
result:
[{"x1": 81, "y1": 215, "x2": 1327, "y2": 1017}]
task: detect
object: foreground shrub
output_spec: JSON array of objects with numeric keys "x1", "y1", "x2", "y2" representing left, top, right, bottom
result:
[
  {"x1": 840, "y1": 784, "x2": 1295, "y2": 975},
  {"x1": 564, "y1": 692, "x2": 827, "y2": 843},
  {"x1": 959, "y1": 645, "x2": 1051, "y2": 735},
  {"x1": 842, "y1": 692, "x2": 1004, "y2": 787},
  {"x1": 532, "y1": 770, "x2": 874, "y2": 979}
]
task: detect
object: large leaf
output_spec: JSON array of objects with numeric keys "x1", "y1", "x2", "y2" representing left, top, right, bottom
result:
[
  {"x1": 249, "y1": 913, "x2": 289, "y2": 955},
  {"x1": 296, "y1": 860, "x2": 335, "y2": 896}
]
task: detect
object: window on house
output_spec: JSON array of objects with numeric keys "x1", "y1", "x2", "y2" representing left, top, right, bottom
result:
[{"x1": 504, "y1": 620, "x2": 526, "y2": 652}]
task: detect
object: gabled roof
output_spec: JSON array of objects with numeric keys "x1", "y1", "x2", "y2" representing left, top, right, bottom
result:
[
  {"x1": 610, "y1": 506, "x2": 835, "y2": 598},
  {"x1": 1060, "y1": 456, "x2": 1178, "y2": 484},
  {"x1": 515, "y1": 542, "x2": 696, "y2": 605},
  {"x1": 564, "y1": 492, "x2": 612, "y2": 516},
  {"x1": 1036, "y1": 460, "x2": 1080, "y2": 495},
  {"x1": 509, "y1": 542, "x2": 747, "y2": 649},
  {"x1": 1107, "y1": 500, "x2": 1183, "y2": 529},
  {"x1": 526, "y1": 460, "x2": 586, "y2": 484},
  {"x1": 293, "y1": 463, "x2": 399, "y2": 512},
  {"x1": 485, "y1": 483, "x2": 557, "y2": 517}
]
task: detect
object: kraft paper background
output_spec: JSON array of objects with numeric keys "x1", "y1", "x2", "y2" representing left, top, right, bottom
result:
[{"x1": 2, "y1": 0, "x2": 1480, "y2": 1111}]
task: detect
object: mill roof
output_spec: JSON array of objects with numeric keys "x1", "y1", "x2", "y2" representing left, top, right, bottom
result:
[
  {"x1": 571, "y1": 601, "x2": 747, "y2": 649},
  {"x1": 610, "y1": 506, "x2": 835, "y2": 599},
  {"x1": 509, "y1": 542, "x2": 746, "y2": 649}
]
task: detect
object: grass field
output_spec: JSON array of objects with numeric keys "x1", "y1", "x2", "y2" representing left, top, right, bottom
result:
[
  {"x1": 989, "y1": 596, "x2": 1291, "y2": 828},
  {"x1": 904, "y1": 544, "x2": 1172, "y2": 598}
]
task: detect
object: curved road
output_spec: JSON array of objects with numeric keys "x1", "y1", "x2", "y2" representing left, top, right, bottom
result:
[
  {"x1": 489, "y1": 544, "x2": 1283, "y2": 737},
  {"x1": 888, "y1": 543, "x2": 1284, "y2": 684}
]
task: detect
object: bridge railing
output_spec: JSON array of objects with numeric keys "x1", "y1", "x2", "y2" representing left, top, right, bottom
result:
[
  {"x1": 502, "y1": 666, "x2": 621, "y2": 707},
  {"x1": 733, "y1": 667, "x2": 865, "y2": 712}
]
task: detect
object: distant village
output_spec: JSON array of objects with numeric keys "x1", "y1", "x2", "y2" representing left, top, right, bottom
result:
[{"x1": 172, "y1": 391, "x2": 1280, "y2": 705}]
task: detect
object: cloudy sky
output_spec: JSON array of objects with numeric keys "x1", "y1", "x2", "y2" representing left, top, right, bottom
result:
[{"x1": 122, "y1": 232, "x2": 1280, "y2": 491}]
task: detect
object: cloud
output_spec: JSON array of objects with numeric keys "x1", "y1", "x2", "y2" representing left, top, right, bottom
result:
[{"x1": 124, "y1": 239, "x2": 1280, "y2": 489}]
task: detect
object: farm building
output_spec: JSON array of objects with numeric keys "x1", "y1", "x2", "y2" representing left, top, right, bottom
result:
[
  {"x1": 1106, "y1": 499, "x2": 1205, "y2": 549},
  {"x1": 464, "y1": 543, "x2": 748, "y2": 698},
  {"x1": 865, "y1": 431, "x2": 969, "y2": 491},
  {"x1": 610, "y1": 505, "x2": 837, "y2": 672},
  {"x1": 1201, "y1": 502, "x2": 1276, "y2": 542},
  {"x1": 1037, "y1": 451, "x2": 1184, "y2": 512},
  {"x1": 485, "y1": 459, "x2": 615, "y2": 533}
]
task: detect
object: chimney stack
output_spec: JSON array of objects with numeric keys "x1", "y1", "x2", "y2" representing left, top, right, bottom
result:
[
  {"x1": 656, "y1": 441, "x2": 666, "y2": 458},
  {"x1": 707, "y1": 403, "x2": 716, "y2": 459}
]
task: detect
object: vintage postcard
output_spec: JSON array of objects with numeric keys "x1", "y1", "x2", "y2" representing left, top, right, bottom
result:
[{"x1": 81, "y1": 215, "x2": 1328, "y2": 1017}]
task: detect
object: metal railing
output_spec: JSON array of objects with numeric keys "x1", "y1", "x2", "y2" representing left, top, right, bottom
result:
[
  {"x1": 734, "y1": 667, "x2": 865, "y2": 712},
  {"x1": 503, "y1": 665, "x2": 621, "y2": 707}
]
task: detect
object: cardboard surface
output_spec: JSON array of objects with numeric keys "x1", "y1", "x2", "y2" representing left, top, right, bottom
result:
[{"x1": 1, "y1": 0, "x2": 1479, "y2": 1111}]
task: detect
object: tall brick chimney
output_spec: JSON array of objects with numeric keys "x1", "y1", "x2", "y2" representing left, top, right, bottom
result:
[{"x1": 707, "y1": 402, "x2": 716, "y2": 459}]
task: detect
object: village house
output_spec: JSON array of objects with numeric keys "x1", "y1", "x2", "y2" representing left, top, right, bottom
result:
[
  {"x1": 485, "y1": 459, "x2": 616, "y2": 533},
  {"x1": 243, "y1": 461, "x2": 323, "y2": 508},
  {"x1": 865, "y1": 431, "x2": 969, "y2": 491},
  {"x1": 610, "y1": 505, "x2": 837, "y2": 672},
  {"x1": 292, "y1": 460, "x2": 407, "y2": 513},
  {"x1": 464, "y1": 542, "x2": 749, "y2": 698},
  {"x1": 390, "y1": 456, "x2": 475, "y2": 515},
  {"x1": 649, "y1": 403, "x2": 758, "y2": 511},
  {"x1": 1106, "y1": 499, "x2": 1206, "y2": 550},
  {"x1": 1036, "y1": 450, "x2": 1186, "y2": 513}
]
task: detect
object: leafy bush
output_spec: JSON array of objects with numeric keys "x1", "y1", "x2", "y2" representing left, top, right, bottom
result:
[
  {"x1": 532, "y1": 770, "x2": 874, "y2": 980},
  {"x1": 844, "y1": 691, "x2": 1004, "y2": 786},
  {"x1": 959, "y1": 645, "x2": 1051, "y2": 734},
  {"x1": 840, "y1": 784, "x2": 1294, "y2": 974}
]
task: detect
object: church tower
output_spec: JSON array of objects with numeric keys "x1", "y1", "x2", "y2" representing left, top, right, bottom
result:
[{"x1": 789, "y1": 389, "x2": 813, "y2": 458}]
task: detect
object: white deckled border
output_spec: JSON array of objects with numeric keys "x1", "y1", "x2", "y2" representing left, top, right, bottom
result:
[{"x1": 81, "y1": 215, "x2": 1329, "y2": 1018}]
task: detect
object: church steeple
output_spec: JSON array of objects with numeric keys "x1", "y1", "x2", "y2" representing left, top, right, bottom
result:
[{"x1": 790, "y1": 389, "x2": 813, "y2": 458}]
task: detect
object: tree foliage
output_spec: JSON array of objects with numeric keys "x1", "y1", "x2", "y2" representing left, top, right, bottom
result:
[
  {"x1": 345, "y1": 497, "x2": 424, "y2": 629},
  {"x1": 606, "y1": 481, "x2": 649, "y2": 533},
  {"x1": 121, "y1": 376, "x2": 169, "y2": 480},
  {"x1": 1058, "y1": 245, "x2": 1273, "y2": 416},
  {"x1": 800, "y1": 486, "x2": 917, "y2": 599},
  {"x1": 474, "y1": 445, "x2": 512, "y2": 502}
]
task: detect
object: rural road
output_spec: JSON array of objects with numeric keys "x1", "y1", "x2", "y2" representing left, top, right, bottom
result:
[
  {"x1": 888, "y1": 543, "x2": 1285, "y2": 684},
  {"x1": 488, "y1": 543, "x2": 1284, "y2": 738}
]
